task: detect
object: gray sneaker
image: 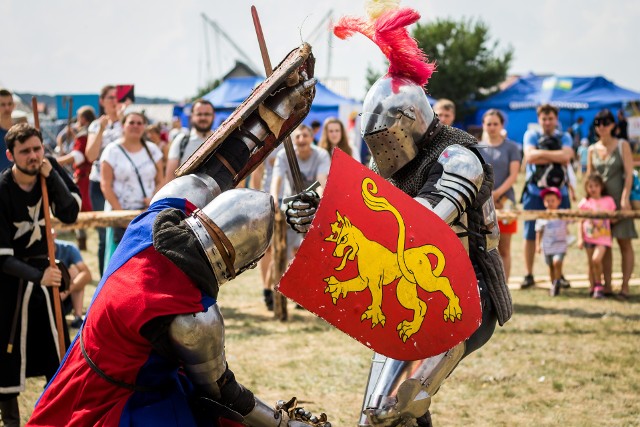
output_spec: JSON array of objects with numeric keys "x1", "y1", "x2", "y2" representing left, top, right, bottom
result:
[
  {"x1": 558, "y1": 276, "x2": 571, "y2": 288},
  {"x1": 521, "y1": 274, "x2": 535, "y2": 289}
]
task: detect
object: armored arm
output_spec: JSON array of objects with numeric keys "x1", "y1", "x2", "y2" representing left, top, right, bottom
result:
[
  {"x1": 152, "y1": 76, "x2": 316, "y2": 210},
  {"x1": 413, "y1": 144, "x2": 483, "y2": 225},
  {"x1": 168, "y1": 306, "x2": 304, "y2": 426}
]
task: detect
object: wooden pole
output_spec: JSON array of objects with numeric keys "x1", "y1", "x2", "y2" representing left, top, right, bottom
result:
[
  {"x1": 32, "y1": 96, "x2": 66, "y2": 362},
  {"x1": 250, "y1": 5, "x2": 297, "y2": 320},
  {"x1": 250, "y1": 5, "x2": 305, "y2": 194}
]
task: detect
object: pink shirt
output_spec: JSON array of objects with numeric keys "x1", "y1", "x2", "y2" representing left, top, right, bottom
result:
[{"x1": 578, "y1": 196, "x2": 616, "y2": 247}]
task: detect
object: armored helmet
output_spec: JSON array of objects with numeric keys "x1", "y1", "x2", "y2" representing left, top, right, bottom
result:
[
  {"x1": 333, "y1": 2, "x2": 437, "y2": 178},
  {"x1": 185, "y1": 188, "x2": 274, "y2": 286},
  {"x1": 361, "y1": 75, "x2": 434, "y2": 178}
]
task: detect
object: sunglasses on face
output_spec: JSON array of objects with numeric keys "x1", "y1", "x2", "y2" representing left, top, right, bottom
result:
[{"x1": 594, "y1": 118, "x2": 613, "y2": 127}]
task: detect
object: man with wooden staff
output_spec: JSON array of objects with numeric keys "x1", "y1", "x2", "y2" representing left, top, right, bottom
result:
[{"x1": 0, "y1": 123, "x2": 80, "y2": 425}]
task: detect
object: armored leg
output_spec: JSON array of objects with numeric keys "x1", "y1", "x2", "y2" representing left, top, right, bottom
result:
[
  {"x1": 359, "y1": 343, "x2": 465, "y2": 427},
  {"x1": 359, "y1": 279, "x2": 497, "y2": 427}
]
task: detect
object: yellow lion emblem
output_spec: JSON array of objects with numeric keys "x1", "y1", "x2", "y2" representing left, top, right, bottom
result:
[{"x1": 323, "y1": 178, "x2": 462, "y2": 342}]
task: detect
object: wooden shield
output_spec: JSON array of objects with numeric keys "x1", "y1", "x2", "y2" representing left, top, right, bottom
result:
[
  {"x1": 278, "y1": 149, "x2": 482, "y2": 361},
  {"x1": 176, "y1": 43, "x2": 315, "y2": 186}
]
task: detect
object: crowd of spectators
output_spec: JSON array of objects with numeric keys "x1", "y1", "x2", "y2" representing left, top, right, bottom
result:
[{"x1": 0, "y1": 84, "x2": 638, "y2": 424}]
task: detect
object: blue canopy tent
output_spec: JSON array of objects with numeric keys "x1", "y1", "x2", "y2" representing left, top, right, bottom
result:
[
  {"x1": 173, "y1": 76, "x2": 360, "y2": 129},
  {"x1": 473, "y1": 74, "x2": 640, "y2": 143}
]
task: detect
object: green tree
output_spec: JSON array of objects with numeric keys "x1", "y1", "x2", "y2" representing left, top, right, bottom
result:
[
  {"x1": 365, "y1": 65, "x2": 383, "y2": 93},
  {"x1": 193, "y1": 79, "x2": 221, "y2": 100},
  {"x1": 413, "y1": 18, "x2": 513, "y2": 120}
]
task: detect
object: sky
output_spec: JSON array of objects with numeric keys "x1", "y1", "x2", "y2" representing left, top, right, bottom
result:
[{"x1": 2, "y1": 0, "x2": 639, "y2": 102}]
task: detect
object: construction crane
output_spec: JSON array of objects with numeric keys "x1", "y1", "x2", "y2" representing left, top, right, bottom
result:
[
  {"x1": 200, "y1": 13, "x2": 262, "y2": 84},
  {"x1": 304, "y1": 9, "x2": 334, "y2": 80}
]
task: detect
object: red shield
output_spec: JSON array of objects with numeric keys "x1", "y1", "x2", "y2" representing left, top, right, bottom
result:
[{"x1": 278, "y1": 149, "x2": 481, "y2": 360}]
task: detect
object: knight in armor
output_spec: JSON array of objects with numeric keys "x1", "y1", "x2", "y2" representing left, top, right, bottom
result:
[
  {"x1": 27, "y1": 44, "x2": 329, "y2": 427},
  {"x1": 285, "y1": 4, "x2": 512, "y2": 426}
]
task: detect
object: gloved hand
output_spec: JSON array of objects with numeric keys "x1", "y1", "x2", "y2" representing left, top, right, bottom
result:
[
  {"x1": 276, "y1": 397, "x2": 331, "y2": 427},
  {"x1": 264, "y1": 72, "x2": 317, "y2": 121},
  {"x1": 284, "y1": 190, "x2": 320, "y2": 234}
]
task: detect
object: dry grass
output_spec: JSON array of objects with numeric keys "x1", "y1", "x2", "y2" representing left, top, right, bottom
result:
[{"x1": 17, "y1": 169, "x2": 640, "y2": 426}]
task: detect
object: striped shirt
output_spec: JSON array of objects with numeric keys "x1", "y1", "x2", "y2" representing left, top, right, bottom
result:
[{"x1": 535, "y1": 219, "x2": 568, "y2": 255}]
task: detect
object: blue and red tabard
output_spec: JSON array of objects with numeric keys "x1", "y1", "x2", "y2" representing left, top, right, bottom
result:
[{"x1": 28, "y1": 198, "x2": 217, "y2": 427}]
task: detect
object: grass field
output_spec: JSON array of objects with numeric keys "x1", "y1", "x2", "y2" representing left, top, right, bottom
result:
[{"x1": 16, "y1": 170, "x2": 640, "y2": 426}]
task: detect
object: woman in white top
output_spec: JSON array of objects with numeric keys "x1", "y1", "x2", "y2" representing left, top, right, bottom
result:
[
  {"x1": 100, "y1": 112, "x2": 163, "y2": 212},
  {"x1": 318, "y1": 117, "x2": 358, "y2": 160},
  {"x1": 86, "y1": 85, "x2": 124, "y2": 275}
]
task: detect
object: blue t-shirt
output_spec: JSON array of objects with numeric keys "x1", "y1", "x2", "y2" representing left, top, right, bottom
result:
[
  {"x1": 523, "y1": 129, "x2": 572, "y2": 197},
  {"x1": 0, "y1": 127, "x2": 12, "y2": 173},
  {"x1": 55, "y1": 239, "x2": 83, "y2": 268}
]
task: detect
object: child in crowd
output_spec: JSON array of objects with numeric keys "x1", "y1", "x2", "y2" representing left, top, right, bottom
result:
[
  {"x1": 576, "y1": 173, "x2": 616, "y2": 299},
  {"x1": 577, "y1": 139, "x2": 589, "y2": 174},
  {"x1": 55, "y1": 238, "x2": 92, "y2": 327},
  {"x1": 535, "y1": 187, "x2": 569, "y2": 296}
]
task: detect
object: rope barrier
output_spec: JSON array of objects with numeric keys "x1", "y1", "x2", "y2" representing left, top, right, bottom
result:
[{"x1": 51, "y1": 208, "x2": 640, "y2": 231}]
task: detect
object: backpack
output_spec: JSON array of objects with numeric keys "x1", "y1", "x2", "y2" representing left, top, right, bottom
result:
[
  {"x1": 530, "y1": 134, "x2": 567, "y2": 189},
  {"x1": 178, "y1": 132, "x2": 190, "y2": 164}
]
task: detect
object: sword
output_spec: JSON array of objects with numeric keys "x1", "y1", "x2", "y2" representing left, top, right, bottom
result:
[{"x1": 251, "y1": 6, "x2": 306, "y2": 195}]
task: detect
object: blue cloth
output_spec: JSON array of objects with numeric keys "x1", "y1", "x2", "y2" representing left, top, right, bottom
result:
[
  {"x1": 54, "y1": 239, "x2": 83, "y2": 268},
  {"x1": 0, "y1": 127, "x2": 12, "y2": 173}
]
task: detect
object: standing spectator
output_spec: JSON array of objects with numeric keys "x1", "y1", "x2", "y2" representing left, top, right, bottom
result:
[
  {"x1": 85, "y1": 85, "x2": 124, "y2": 276},
  {"x1": 0, "y1": 124, "x2": 80, "y2": 425},
  {"x1": 100, "y1": 112, "x2": 163, "y2": 265},
  {"x1": 433, "y1": 98, "x2": 455, "y2": 126},
  {"x1": 146, "y1": 122, "x2": 169, "y2": 174},
  {"x1": 310, "y1": 119, "x2": 321, "y2": 144},
  {"x1": 56, "y1": 106, "x2": 96, "y2": 250},
  {"x1": 616, "y1": 109, "x2": 628, "y2": 141},
  {"x1": 249, "y1": 145, "x2": 284, "y2": 310},
  {"x1": 165, "y1": 99, "x2": 214, "y2": 183},
  {"x1": 54, "y1": 121, "x2": 79, "y2": 177},
  {"x1": 271, "y1": 124, "x2": 330, "y2": 261},
  {"x1": 587, "y1": 109, "x2": 636, "y2": 299},
  {"x1": 479, "y1": 109, "x2": 521, "y2": 282},
  {"x1": 318, "y1": 117, "x2": 357, "y2": 159},
  {"x1": 167, "y1": 115, "x2": 187, "y2": 143},
  {"x1": 520, "y1": 104, "x2": 573, "y2": 289},
  {"x1": 0, "y1": 88, "x2": 15, "y2": 172},
  {"x1": 577, "y1": 139, "x2": 589, "y2": 174},
  {"x1": 55, "y1": 238, "x2": 92, "y2": 328},
  {"x1": 534, "y1": 187, "x2": 569, "y2": 297},
  {"x1": 576, "y1": 173, "x2": 617, "y2": 299},
  {"x1": 568, "y1": 116, "x2": 584, "y2": 153}
]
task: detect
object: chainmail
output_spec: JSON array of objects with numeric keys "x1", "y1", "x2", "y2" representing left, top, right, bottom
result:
[{"x1": 371, "y1": 126, "x2": 480, "y2": 197}]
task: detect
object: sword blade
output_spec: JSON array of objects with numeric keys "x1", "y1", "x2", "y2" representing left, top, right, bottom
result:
[{"x1": 251, "y1": 5, "x2": 305, "y2": 194}]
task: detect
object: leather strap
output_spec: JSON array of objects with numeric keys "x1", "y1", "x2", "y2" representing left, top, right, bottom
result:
[
  {"x1": 215, "y1": 152, "x2": 237, "y2": 177},
  {"x1": 424, "y1": 114, "x2": 444, "y2": 145},
  {"x1": 80, "y1": 327, "x2": 171, "y2": 393},
  {"x1": 193, "y1": 209, "x2": 236, "y2": 279}
]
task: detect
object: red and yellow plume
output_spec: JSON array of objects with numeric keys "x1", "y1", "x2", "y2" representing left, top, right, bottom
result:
[{"x1": 333, "y1": 0, "x2": 434, "y2": 86}]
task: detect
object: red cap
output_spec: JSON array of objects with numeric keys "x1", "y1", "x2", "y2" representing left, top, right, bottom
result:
[{"x1": 540, "y1": 187, "x2": 562, "y2": 200}]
